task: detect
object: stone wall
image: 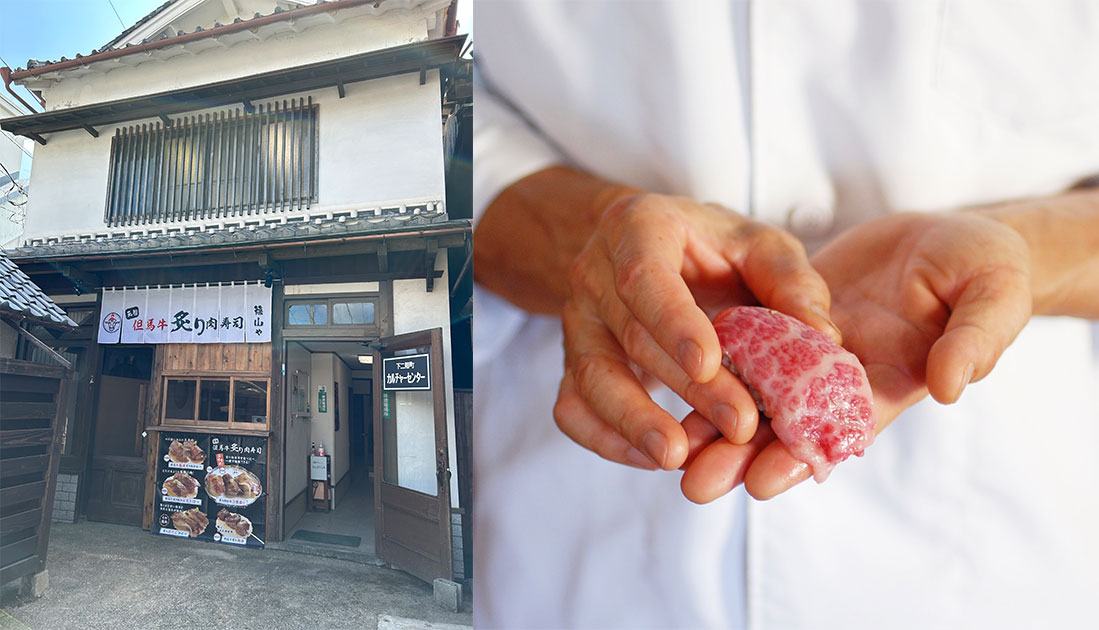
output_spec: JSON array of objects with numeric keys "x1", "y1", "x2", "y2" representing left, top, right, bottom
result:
[{"x1": 51, "y1": 473, "x2": 79, "y2": 523}]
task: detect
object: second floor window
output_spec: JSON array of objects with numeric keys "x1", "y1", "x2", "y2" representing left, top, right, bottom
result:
[{"x1": 105, "y1": 97, "x2": 318, "y2": 227}]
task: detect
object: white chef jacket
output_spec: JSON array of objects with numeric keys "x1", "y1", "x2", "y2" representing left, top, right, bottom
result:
[{"x1": 473, "y1": 2, "x2": 1099, "y2": 628}]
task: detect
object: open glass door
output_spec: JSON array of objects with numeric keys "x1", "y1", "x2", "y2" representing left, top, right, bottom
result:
[{"x1": 372, "y1": 328, "x2": 452, "y2": 583}]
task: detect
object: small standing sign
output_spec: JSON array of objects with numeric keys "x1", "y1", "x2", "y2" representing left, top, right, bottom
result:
[
  {"x1": 309, "y1": 454, "x2": 331, "y2": 513},
  {"x1": 310, "y1": 455, "x2": 328, "y2": 481}
]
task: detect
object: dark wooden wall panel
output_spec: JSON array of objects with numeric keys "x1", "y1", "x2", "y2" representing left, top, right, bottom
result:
[{"x1": 0, "y1": 358, "x2": 71, "y2": 588}]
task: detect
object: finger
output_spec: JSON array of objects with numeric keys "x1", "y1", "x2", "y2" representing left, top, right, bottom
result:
[
  {"x1": 737, "y1": 225, "x2": 842, "y2": 344},
  {"x1": 601, "y1": 200, "x2": 723, "y2": 383},
  {"x1": 553, "y1": 372, "x2": 659, "y2": 470},
  {"x1": 739, "y1": 361, "x2": 923, "y2": 500},
  {"x1": 562, "y1": 300, "x2": 690, "y2": 469},
  {"x1": 594, "y1": 255, "x2": 760, "y2": 443},
  {"x1": 741, "y1": 440, "x2": 812, "y2": 500},
  {"x1": 681, "y1": 423, "x2": 777, "y2": 504},
  {"x1": 925, "y1": 267, "x2": 1031, "y2": 404},
  {"x1": 680, "y1": 410, "x2": 722, "y2": 469}
]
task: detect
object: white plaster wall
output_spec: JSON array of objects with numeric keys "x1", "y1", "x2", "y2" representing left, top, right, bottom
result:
[
  {"x1": 1, "y1": 94, "x2": 31, "y2": 247},
  {"x1": 21, "y1": 128, "x2": 114, "y2": 238},
  {"x1": 0, "y1": 131, "x2": 27, "y2": 248},
  {"x1": 334, "y1": 356, "x2": 351, "y2": 485},
  {"x1": 392, "y1": 252, "x2": 458, "y2": 506},
  {"x1": 310, "y1": 352, "x2": 336, "y2": 481},
  {"x1": 36, "y1": 4, "x2": 445, "y2": 109},
  {"x1": 0, "y1": 131, "x2": 22, "y2": 177},
  {"x1": 22, "y1": 70, "x2": 445, "y2": 243},
  {"x1": 284, "y1": 341, "x2": 313, "y2": 504},
  {"x1": 285, "y1": 282, "x2": 380, "y2": 295},
  {"x1": 318, "y1": 70, "x2": 446, "y2": 208}
]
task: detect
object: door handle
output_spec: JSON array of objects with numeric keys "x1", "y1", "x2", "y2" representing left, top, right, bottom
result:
[{"x1": 436, "y1": 451, "x2": 451, "y2": 487}]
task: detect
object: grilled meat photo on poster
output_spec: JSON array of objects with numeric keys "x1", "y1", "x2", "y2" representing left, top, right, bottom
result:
[
  {"x1": 171, "y1": 508, "x2": 209, "y2": 537},
  {"x1": 216, "y1": 509, "x2": 253, "y2": 539},
  {"x1": 162, "y1": 472, "x2": 200, "y2": 499},
  {"x1": 204, "y1": 466, "x2": 263, "y2": 505},
  {"x1": 167, "y1": 439, "x2": 205, "y2": 465}
]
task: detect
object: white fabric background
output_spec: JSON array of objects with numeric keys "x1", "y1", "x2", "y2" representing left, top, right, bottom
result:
[{"x1": 473, "y1": 2, "x2": 1099, "y2": 628}]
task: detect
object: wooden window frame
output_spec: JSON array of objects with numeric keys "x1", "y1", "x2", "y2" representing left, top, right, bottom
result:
[
  {"x1": 160, "y1": 372, "x2": 271, "y2": 431},
  {"x1": 284, "y1": 294, "x2": 381, "y2": 331}
]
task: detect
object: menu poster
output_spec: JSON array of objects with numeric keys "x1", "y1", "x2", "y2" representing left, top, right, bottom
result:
[{"x1": 153, "y1": 432, "x2": 267, "y2": 549}]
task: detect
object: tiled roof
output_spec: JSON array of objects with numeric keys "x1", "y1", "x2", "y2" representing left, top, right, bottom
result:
[
  {"x1": 21, "y1": 1, "x2": 298, "y2": 71},
  {"x1": 14, "y1": 1, "x2": 381, "y2": 76},
  {"x1": 0, "y1": 251, "x2": 77, "y2": 327},
  {"x1": 98, "y1": 0, "x2": 177, "y2": 53},
  {"x1": 5, "y1": 203, "x2": 456, "y2": 260}
]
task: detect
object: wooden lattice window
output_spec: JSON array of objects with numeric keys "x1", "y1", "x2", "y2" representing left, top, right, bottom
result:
[{"x1": 105, "y1": 98, "x2": 317, "y2": 227}]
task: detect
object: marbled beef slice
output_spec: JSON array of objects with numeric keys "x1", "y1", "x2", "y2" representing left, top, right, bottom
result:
[{"x1": 713, "y1": 306, "x2": 876, "y2": 482}]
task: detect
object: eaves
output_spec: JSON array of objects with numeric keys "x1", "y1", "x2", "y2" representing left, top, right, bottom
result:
[{"x1": 1, "y1": 34, "x2": 466, "y2": 144}]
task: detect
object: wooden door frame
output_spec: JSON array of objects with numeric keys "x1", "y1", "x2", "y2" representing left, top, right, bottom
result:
[
  {"x1": 84, "y1": 369, "x2": 152, "y2": 526},
  {"x1": 275, "y1": 331, "x2": 379, "y2": 541},
  {"x1": 372, "y1": 327, "x2": 453, "y2": 583}
]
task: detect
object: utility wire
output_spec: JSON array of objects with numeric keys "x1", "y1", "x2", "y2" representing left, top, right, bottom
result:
[
  {"x1": 0, "y1": 162, "x2": 27, "y2": 197},
  {"x1": 2, "y1": 133, "x2": 34, "y2": 160},
  {"x1": 106, "y1": 0, "x2": 127, "y2": 30}
]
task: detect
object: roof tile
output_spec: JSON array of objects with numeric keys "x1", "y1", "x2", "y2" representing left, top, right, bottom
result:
[{"x1": 0, "y1": 250, "x2": 77, "y2": 327}]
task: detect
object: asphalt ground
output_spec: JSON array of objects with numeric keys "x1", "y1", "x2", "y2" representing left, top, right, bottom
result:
[{"x1": 0, "y1": 521, "x2": 472, "y2": 630}]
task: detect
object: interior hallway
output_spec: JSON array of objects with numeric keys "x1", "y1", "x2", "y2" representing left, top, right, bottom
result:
[{"x1": 286, "y1": 467, "x2": 376, "y2": 557}]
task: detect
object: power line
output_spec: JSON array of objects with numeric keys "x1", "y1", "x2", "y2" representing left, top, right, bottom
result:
[
  {"x1": 106, "y1": 0, "x2": 127, "y2": 30},
  {"x1": 1, "y1": 132, "x2": 33, "y2": 160},
  {"x1": 0, "y1": 162, "x2": 27, "y2": 197}
]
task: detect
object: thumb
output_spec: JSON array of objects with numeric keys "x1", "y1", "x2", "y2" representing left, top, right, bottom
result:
[
  {"x1": 925, "y1": 267, "x2": 1031, "y2": 403},
  {"x1": 736, "y1": 227, "x2": 842, "y2": 344}
]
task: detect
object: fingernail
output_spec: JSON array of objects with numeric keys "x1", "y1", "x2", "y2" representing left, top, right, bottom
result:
[
  {"x1": 642, "y1": 430, "x2": 668, "y2": 469},
  {"x1": 678, "y1": 340, "x2": 703, "y2": 381},
  {"x1": 625, "y1": 447, "x2": 658, "y2": 470},
  {"x1": 956, "y1": 362, "x2": 975, "y2": 400},
  {"x1": 713, "y1": 403, "x2": 738, "y2": 438},
  {"x1": 811, "y1": 304, "x2": 842, "y2": 343}
]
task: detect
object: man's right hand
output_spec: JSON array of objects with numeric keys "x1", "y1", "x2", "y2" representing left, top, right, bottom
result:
[{"x1": 554, "y1": 192, "x2": 840, "y2": 470}]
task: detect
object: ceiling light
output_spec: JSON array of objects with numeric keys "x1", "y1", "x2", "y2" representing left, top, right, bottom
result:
[{"x1": 357, "y1": 354, "x2": 373, "y2": 364}]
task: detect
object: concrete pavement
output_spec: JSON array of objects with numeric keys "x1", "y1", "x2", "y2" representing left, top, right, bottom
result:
[{"x1": 1, "y1": 521, "x2": 472, "y2": 630}]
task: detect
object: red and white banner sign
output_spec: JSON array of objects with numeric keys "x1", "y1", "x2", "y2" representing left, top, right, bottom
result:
[{"x1": 99, "y1": 283, "x2": 271, "y2": 344}]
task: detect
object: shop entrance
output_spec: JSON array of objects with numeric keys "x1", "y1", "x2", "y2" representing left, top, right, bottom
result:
[
  {"x1": 85, "y1": 346, "x2": 153, "y2": 526},
  {"x1": 371, "y1": 328, "x2": 453, "y2": 583},
  {"x1": 282, "y1": 339, "x2": 378, "y2": 556}
]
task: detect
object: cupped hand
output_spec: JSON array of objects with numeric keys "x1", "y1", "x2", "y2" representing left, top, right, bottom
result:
[
  {"x1": 554, "y1": 194, "x2": 839, "y2": 471},
  {"x1": 680, "y1": 211, "x2": 1033, "y2": 501}
]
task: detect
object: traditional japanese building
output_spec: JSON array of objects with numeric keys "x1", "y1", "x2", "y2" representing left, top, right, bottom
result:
[{"x1": 0, "y1": 0, "x2": 472, "y2": 589}]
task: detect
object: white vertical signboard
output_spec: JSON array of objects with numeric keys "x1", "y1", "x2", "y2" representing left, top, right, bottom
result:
[
  {"x1": 144, "y1": 287, "x2": 171, "y2": 344},
  {"x1": 168, "y1": 285, "x2": 196, "y2": 344},
  {"x1": 120, "y1": 287, "x2": 147, "y2": 344},
  {"x1": 219, "y1": 284, "x2": 247, "y2": 344},
  {"x1": 246, "y1": 282, "x2": 272, "y2": 343},
  {"x1": 98, "y1": 288, "x2": 124, "y2": 344},
  {"x1": 192, "y1": 284, "x2": 221, "y2": 344}
]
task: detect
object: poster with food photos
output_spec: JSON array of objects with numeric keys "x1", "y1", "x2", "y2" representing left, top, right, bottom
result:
[{"x1": 153, "y1": 432, "x2": 267, "y2": 549}]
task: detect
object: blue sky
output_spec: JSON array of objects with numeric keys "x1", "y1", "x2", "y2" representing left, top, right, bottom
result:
[
  {"x1": 0, "y1": 0, "x2": 472, "y2": 114},
  {"x1": 1, "y1": 0, "x2": 166, "y2": 110}
]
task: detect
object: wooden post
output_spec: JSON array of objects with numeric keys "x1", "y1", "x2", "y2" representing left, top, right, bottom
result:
[{"x1": 268, "y1": 282, "x2": 285, "y2": 541}]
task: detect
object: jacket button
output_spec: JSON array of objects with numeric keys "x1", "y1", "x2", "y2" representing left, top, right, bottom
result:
[{"x1": 786, "y1": 203, "x2": 834, "y2": 238}]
